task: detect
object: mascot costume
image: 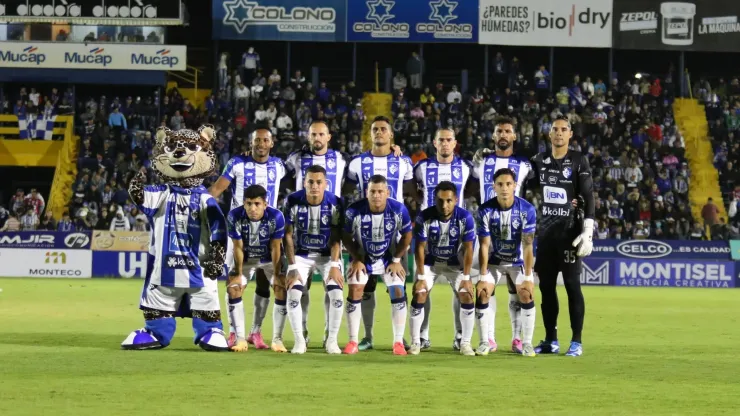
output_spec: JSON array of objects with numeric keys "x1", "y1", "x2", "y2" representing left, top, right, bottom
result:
[{"x1": 121, "y1": 125, "x2": 230, "y2": 351}]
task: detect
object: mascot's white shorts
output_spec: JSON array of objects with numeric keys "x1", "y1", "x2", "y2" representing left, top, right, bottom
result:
[{"x1": 140, "y1": 278, "x2": 220, "y2": 312}]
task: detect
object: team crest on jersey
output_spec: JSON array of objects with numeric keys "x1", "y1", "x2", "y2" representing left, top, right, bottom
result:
[
  {"x1": 389, "y1": 163, "x2": 398, "y2": 175},
  {"x1": 362, "y1": 157, "x2": 372, "y2": 164},
  {"x1": 190, "y1": 209, "x2": 199, "y2": 221},
  {"x1": 321, "y1": 214, "x2": 329, "y2": 225},
  {"x1": 363, "y1": 172, "x2": 371, "y2": 181},
  {"x1": 245, "y1": 162, "x2": 254, "y2": 169},
  {"x1": 562, "y1": 167, "x2": 572, "y2": 178},
  {"x1": 485, "y1": 158, "x2": 495, "y2": 165},
  {"x1": 259, "y1": 227, "x2": 267, "y2": 238},
  {"x1": 268, "y1": 170, "x2": 276, "y2": 181},
  {"x1": 520, "y1": 212, "x2": 527, "y2": 221},
  {"x1": 385, "y1": 219, "x2": 395, "y2": 231},
  {"x1": 449, "y1": 226, "x2": 458, "y2": 237},
  {"x1": 427, "y1": 176, "x2": 436, "y2": 186},
  {"x1": 512, "y1": 218, "x2": 521, "y2": 229},
  {"x1": 453, "y1": 168, "x2": 461, "y2": 179},
  {"x1": 327, "y1": 158, "x2": 336, "y2": 170}
]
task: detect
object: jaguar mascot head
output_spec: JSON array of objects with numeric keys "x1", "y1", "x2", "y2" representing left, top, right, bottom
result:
[{"x1": 152, "y1": 124, "x2": 217, "y2": 187}]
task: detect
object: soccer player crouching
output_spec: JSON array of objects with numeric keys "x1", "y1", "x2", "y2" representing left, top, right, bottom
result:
[
  {"x1": 283, "y1": 165, "x2": 345, "y2": 354},
  {"x1": 410, "y1": 181, "x2": 477, "y2": 356},
  {"x1": 343, "y1": 175, "x2": 413, "y2": 355},
  {"x1": 226, "y1": 185, "x2": 285, "y2": 352},
  {"x1": 475, "y1": 168, "x2": 537, "y2": 356}
]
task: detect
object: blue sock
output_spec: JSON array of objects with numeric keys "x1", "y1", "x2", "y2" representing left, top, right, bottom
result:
[
  {"x1": 145, "y1": 317, "x2": 176, "y2": 347},
  {"x1": 192, "y1": 318, "x2": 224, "y2": 345}
]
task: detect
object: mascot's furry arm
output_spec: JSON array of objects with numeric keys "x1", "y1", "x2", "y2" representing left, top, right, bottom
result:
[
  {"x1": 197, "y1": 125, "x2": 228, "y2": 280},
  {"x1": 128, "y1": 169, "x2": 147, "y2": 207}
]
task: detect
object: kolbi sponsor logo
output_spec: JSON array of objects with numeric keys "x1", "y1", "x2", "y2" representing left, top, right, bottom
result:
[
  {"x1": 616, "y1": 240, "x2": 672, "y2": 259},
  {"x1": 542, "y1": 206, "x2": 570, "y2": 217},
  {"x1": 131, "y1": 48, "x2": 179, "y2": 68},
  {"x1": 0, "y1": 45, "x2": 46, "y2": 66},
  {"x1": 222, "y1": 0, "x2": 336, "y2": 34},
  {"x1": 165, "y1": 255, "x2": 196, "y2": 269}
]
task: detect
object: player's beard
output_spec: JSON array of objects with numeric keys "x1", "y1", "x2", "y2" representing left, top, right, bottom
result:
[
  {"x1": 311, "y1": 142, "x2": 325, "y2": 153},
  {"x1": 496, "y1": 139, "x2": 511, "y2": 151}
]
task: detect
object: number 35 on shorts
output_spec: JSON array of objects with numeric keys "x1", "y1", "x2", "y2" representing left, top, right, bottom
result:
[{"x1": 564, "y1": 249, "x2": 577, "y2": 264}]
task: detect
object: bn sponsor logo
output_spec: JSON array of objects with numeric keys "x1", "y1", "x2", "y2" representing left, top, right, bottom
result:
[{"x1": 543, "y1": 186, "x2": 567, "y2": 204}]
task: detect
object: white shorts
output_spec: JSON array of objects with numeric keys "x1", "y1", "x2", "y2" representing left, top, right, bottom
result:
[
  {"x1": 235, "y1": 258, "x2": 275, "y2": 287},
  {"x1": 475, "y1": 265, "x2": 531, "y2": 286},
  {"x1": 415, "y1": 263, "x2": 470, "y2": 293},
  {"x1": 288, "y1": 255, "x2": 343, "y2": 286},
  {"x1": 347, "y1": 270, "x2": 405, "y2": 287},
  {"x1": 140, "y1": 279, "x2": 220, "y2": 312}
]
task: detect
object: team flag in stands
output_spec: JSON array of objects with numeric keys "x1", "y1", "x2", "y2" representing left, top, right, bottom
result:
[{"x1": 18, "y1": 107, "x2": 56, "y2": 140}]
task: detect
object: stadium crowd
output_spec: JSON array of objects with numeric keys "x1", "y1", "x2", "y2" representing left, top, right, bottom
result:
[{"x1": 1, "y1": 51, "x2": 738, "y2": 241}]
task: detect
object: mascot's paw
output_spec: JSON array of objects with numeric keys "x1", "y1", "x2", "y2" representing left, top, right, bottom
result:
[
  {"x1": 202, "y1": 260, "x2": 222, "y2": 279},
  {"x1": 198, "y1": 328, "x2": 230, "y2": 352},
  {"x1": 121, "y1": 328, "x2": 165, "y2": 350}
]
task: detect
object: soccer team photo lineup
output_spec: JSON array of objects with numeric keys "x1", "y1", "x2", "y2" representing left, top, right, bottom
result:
[{"x1": 115, "y1": 115, "x2": 590, "y2": 357}]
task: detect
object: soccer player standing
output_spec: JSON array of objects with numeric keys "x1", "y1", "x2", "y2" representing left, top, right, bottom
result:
[
  {"x1": 410, "y1": 181, "x2": 476, "y2": 356},
  {"x1": 342, "y1": 175, "x2": 413, "y2": 355},
  {"x1": 412, "y1": 129, "x2": 474, "y2": 350},
  {"x1": 530, "y1": 116, "x2": 595, "y2": 357},
  {"x1": 226, "y1": 185, "x2": 285, "y2": 352},
  {"x1": 285, "y1": 120, "x2": 347, "y2": 346},
  {"x1": 209, "y1": 128, "x2": 287, "y2": 349},
  {"x1": 471, "y1": 116, "x2": 533, "y2": 354},
  {"x1": 283, "y1": 165, "x2": 345, "y2": 354},
  {"x1": 476, "y1": 168, "x2": 538, "y2": 356},
  {"x1": 345, "y1": 116, "x2": 415, "y2": 351}
]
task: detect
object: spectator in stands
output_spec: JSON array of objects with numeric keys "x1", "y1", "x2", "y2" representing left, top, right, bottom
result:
[
  {"x1": 58, "y1": 212, "x2": 75, "y2": 231},
  {"x1": 38, "y1": 211, "x2": 56, "y2": 230},
  {"x1": 109, "y1": 206, "x2": 130, "y2": 231},
  {"x1": 701, "y1": 197, "x2": 720, "y2": 226},
  {"x1": 0, "y1": 211, "x2": 20, "y2": 231},
  {"x1": 20, "y1": 207, "x2": 39, "y2": 230}
]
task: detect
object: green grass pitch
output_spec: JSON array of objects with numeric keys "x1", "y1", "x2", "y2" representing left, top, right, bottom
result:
[{"x1": 0, "y1": 277, "x2": 738, "y2": 416}]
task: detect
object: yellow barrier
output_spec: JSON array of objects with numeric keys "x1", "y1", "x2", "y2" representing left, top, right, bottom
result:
[
  {"x1": 361, "y1": 93, "x2": 393, "y2": 151},
  {"x1": 46, "y1": 118, "x2": 78, "y2": 220},
  {"x1": 0, "y1": 139, "x2": 63, "y2": 167}
]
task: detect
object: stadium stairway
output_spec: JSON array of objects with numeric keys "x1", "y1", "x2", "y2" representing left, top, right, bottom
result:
[
  {"x1": 46, "y1": 125, "x2": 79, "y2": 220},
  {"x1": 360, "y1": 93, "x2": 393, "y2": 151},
  {"x1": 673, "y1": 98, "x2": 728, "y2": 226}
]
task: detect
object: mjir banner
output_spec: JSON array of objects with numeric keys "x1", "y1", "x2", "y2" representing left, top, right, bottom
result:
[
  {"x1": 478, "y1": 0, "x2": 612, "y2": 47},
  {"x1": 0, "y1": 231, "x2": 91, "y2": 249},
  {"x1": 213, "y1": 0, "x2": 347, "y2": 42},
  {"x1": 613, "y1": 0, "x2": 740, "y2": 52},
  {"x1": 347, "y1": 0, "x2": 477, "y2": 42}
]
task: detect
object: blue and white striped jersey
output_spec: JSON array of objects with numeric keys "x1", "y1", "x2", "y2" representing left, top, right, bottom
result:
[
  {"x1": 138, "y1": 184, "x2": 227, "y2": 288},
  {"x1": 471, "y1": 154, "x2": 533, "y2": 203},
  {"x1": 221, "y1": 155, "x2": 287, "y2": 209},
  {"x1": 227, "y1": 206, "x2": 285, "y2": 263},
  {"x1": 344, "y1": 198, "x2": 412, "y2": 274},
  {"x1": 414, "y1": 157, "x2": 473, "y2": 210},
  {"x1": 477, "y1": 196, "x2": 537, "y2": 267},
  {"x1": 346, "y1": 151, "x2": 413, "y2": 201},
  {"x1": 415, "y1": 206, "x2": 476, "y2": 267},
  {"x1": 285, "y1": 149, "x2": 347, "y2": 197},
  {"x1": 284, "y1": 190, "x2": 342, "y2": 258}
]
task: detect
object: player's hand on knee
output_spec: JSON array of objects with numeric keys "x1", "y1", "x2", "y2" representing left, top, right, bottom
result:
[
  {"x1": 458, "y1": 279, "x2": 473, "y2": 295},
  {"x1": 347, "y1": 260, "x2": 366, "y2": 280},
  {"x1": 287, "y1": 269, "x2": 301, "y2": 284},
  {"x1": 328, "y1": 264, "x2": 344, "y2": 288},
  {"x1": 386, "y1": 262, "x2": 405, "y2": 278}
]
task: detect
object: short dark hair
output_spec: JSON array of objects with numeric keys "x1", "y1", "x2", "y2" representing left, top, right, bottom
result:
[
  {"x1": 244, "y1": 185, "x2": 267, "y2": 201},
  {"x1": 251, "y1": 126, "x2": 273, "y2": 140},
  {"x1": 493, "y1": 168, "x2": 517, "y2": 183},
  {"x1": 434, "y1": 181, "x2": 458, "y2": 197},
  {"x1": 494, "y1": 116, "x2": 515, "y2": 128},
  {"x1": 552, "y1": 115, "x2": 572, "y2": 129},
  {"x1": 306, "y1": 165, "x2": 327, "y2": 176},
  {"x1": 369, "y1": 174, "x2": 387, "y2": 185},
  {"x1": 371, "y1": 115, "x2": 391, "y2": 125}
]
